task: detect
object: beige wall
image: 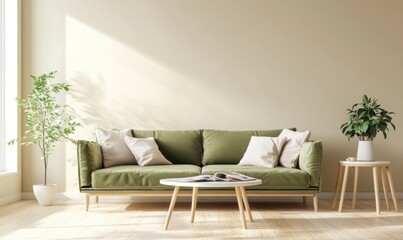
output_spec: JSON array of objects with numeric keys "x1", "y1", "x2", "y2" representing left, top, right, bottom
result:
[
  {"x1": 22, "y1": 0, "x2": 403, "y2": 194},
  {"x1": 0, "y1": 173, "x2": 21, "y2": 203}
]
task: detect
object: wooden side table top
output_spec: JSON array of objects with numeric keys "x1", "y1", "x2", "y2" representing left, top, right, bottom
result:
[{"x1": 339, "y1": 160, "x2": 391, "y2": 166}]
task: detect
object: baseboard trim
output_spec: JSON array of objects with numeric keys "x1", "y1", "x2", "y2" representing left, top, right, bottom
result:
[
  {"x1": 319, "y1": 192, "x2": 403, "y2": 200},
  {"x1": 20, "y1": 191, "x2": 403, "y2": 202},
  {"x1": 0, "y1": 193, "x2": 21, "y2": 206},
  {"x1": 21, "y1": 192, "x2": 85, "y2": 201},
  {"x1": 21, "y1": 192, "x2": 34, "y2": 200}
]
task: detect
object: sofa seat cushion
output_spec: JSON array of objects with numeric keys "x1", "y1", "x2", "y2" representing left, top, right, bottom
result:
[
  {"x1": 202, "y1": 165, "x2": 309, "y2": 189},
  {"x1": 92, "y1": 165, "x2": 201, "y2": 189}
]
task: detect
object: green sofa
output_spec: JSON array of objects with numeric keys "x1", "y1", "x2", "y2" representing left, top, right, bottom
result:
[{"x1": 77, "y1": 129, "x2": 322, "y2": 211}]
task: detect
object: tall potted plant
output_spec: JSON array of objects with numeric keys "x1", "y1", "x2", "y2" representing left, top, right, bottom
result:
[
  {"x1": 9, "y1": 71, "x2": 80, "y2": 206},
  {"x1": 341, "y1": 95, "x2": 396, "y2": 161}
]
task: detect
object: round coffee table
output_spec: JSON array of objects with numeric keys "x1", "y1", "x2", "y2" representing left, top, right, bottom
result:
[{"x1": 160, "y1": 178, "x2": 262, "y2": 230}]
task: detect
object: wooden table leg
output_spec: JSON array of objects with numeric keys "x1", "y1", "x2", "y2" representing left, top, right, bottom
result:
[
  {"x1": 85, "y1": 194, "x2": 90, "y2": 212},
  {"x1": 240, "y1": 186, "x2": 253, "y2": 222},
  {"x1": 190, "y1": 187, "x2": 198, "y2": 223},
  {"x1": 386, "y1": 165, "x2": 399, "y2": 212},
  {"x1": 372, "y1": 167, "x2": 380, "y2": 215},
  {"x1": 313, "y1": 193, "x2": 318, "y2": 212},
  {"x1": 235, "y1": 187, "x2": 247, "y2": 229},
  {"x1": 332, "y1": 163, "x2": 343, "y2": 209},
  {"x1": 164, "y1": 186, "x2": 180, "y2": 230},
  {"x1": 352, "y1": 166, "x2": 359, "y2": 209},
  {"x1": 338, "y1": 165, "x2": 349, "y2": 212},
  {"x1": 380, "y1": 166, "x2": 390, "y2": 210}
]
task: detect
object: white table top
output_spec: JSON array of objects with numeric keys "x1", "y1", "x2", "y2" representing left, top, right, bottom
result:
[
  {"x1": 340, "y1": 160, "x2": 391, "y2": 166},
  {"x1": 160, "y1": 178, "x2": 262, "y2": 188}
]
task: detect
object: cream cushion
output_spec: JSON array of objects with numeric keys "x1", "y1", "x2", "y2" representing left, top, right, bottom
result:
[
  {"x1": 238, "y1": 136, "x2": 286, "y2": 168},
  {"x1": 278, "y1": 129, "x2": 311, "y2": 168},
  {"x1": 124, "y1": 136, "x2": 172, "y2": 166},
  {"x1": 96, "y1": 128, "x2": 136, "y2": 168}
]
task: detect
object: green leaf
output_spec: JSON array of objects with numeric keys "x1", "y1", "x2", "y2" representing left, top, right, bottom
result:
[
  {"x1": 363, "y1": 95, "x2": 369, "y2": 104},
  {"x1": 360, "y1": 122, "x2": 369, "y2": 132}
]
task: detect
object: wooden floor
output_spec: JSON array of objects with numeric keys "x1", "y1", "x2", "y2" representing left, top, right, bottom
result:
[{"x1": 0, "y1": 199, "x2": 402, "y2": 239}]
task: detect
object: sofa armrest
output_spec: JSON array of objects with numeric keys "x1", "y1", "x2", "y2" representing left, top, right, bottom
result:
[
  {"x1": 77, "y1": 140, "x2": 103, "y2": 188},
  {"x1": 299, "y1": 140, "x2": 322, "y2": 188}
]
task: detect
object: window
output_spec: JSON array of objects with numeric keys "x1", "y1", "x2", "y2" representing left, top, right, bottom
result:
[
  {"x1": 0, "y1": 0, "x2": 18, "y2": 173},
  {"x1": 0, "y1": 0, "x2": 5, "y2": 172}
]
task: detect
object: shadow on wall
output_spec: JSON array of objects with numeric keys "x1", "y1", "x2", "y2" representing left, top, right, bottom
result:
[{"x1": 68, "y1": 72, "x2": 175, "y2": 131}]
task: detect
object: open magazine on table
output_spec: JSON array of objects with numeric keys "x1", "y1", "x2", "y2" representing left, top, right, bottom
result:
[{"x1": 182, "y1": 172, "x2": 256, "y2": 182}]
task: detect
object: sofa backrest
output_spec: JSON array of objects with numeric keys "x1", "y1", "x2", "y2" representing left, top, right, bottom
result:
[
  {"x1": 132, "y1": 130, "x2": 203, "y2": 165},
  {"x1": 202, "y1": 129, "x2": 295, "y2": 165}
]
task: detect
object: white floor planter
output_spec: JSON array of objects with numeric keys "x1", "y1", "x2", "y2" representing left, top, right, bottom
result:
[
  {"x1": 33, "y1": 184, "x2": 57, "y2": 206},
  {"x1": 357, "y1": 141, "x2": 374, "y2": 161}
]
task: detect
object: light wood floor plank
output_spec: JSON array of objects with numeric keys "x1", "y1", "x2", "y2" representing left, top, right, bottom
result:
[{"x1": 0, "y1": 199, "x2": 402, "y2": 239}]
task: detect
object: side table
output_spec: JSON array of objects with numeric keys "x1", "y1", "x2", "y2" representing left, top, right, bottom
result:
[{"x1": 332, "y1": 161, "x2": 399, "y2": 215}]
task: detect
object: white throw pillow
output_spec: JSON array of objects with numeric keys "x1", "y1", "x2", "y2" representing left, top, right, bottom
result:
[
  {"x1": 278, "y1": 129, "x2": 311, "y2": 168},
  {"x1": 96, "y1": 128, "x2": 137, "y2": 168},
  {"x1": 238, "y1": 136, "x2": 286, "y2": 168},
  {"x1": 124, "y1": 136, "x2": 172, "y2": 166}
]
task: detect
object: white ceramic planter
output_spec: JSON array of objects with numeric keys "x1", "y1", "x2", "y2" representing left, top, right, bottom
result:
[
  {"x1": 357, "y1": 141, "x2": 374, "y2": 161},
  {"x1": 33, "y1": 184, "x2": 57, "y2": 206}
]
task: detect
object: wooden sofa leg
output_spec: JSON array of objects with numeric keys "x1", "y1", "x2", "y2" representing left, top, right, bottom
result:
[
  {"x1": 85, "y1": 194, "x2": 90, "y2": 212},
  {"x1": 313, "y1": 193, "x2": 318, "y2": 212}
]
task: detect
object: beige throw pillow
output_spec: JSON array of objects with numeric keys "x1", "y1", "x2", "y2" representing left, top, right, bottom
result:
[
  {"x1": 278, "y1": 129, "x2": 311, "y2": 168},
  {"x1": 238, "y1": 136, "x2": 286, "y2": 168},
  {"x1": 96, "y1": 128, "x2": 137, "y2": 168},
  {"x1": 124, "y1": 136, "x2": 172, "y2": 166}
]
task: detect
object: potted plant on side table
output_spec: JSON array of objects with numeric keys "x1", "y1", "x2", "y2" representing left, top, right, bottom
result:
[
  {"x1": 340, "y1": 94, "x2": 396, "y2": 161},
  {"x1": 9, "y1": 71, "x2": 80, "y2": 206}
]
